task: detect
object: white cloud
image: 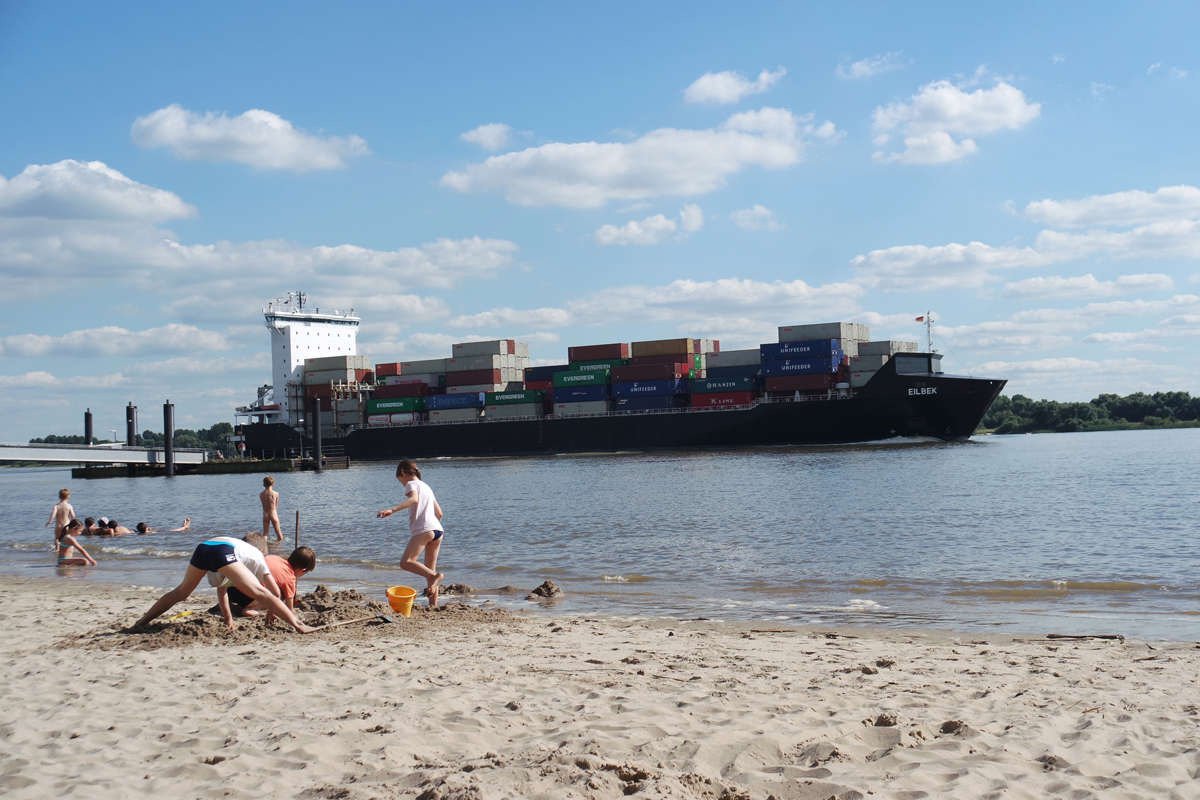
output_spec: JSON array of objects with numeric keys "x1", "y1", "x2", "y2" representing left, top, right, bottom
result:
[
  {"x1": 872, "y1": 78, "x2": 1041, "y2": 164},
  {"x1": 124, "y1": 353, "x2": 269, "y2": 376},
  {"x1": 0, "y1": 324, "x2": 232, "y2": 358},
  {"x1": 441, "y1": 108, "x2": 836, "y2": 208},
  {"x1": 594, "y1": 205, "x2": 703, "y2": 245},
  {"x1": 683, "y1": 68, "x2": 786, "y2": 104},
  {"x1": 1023, "y1": 185, "x2": 1200, "y2": 228},
  {"x1": 1000, "y1": 273, "x2": 1174, "y2": 300},
  {"x1": 460, "y1": 123, "x2": 512, "y2": 151},
  {"x1": 567, "y1": 277, "x2": 864, "y2": 327},
  {"x1": 0, "y1": 165, "x2": 521, "y2": 301},
  {"x1": 0, "y1": 370, "x2": 128, "y2": 389},
  {"x1": 131, "y1": 104, "x2": 369, "y2": 171},
  {"x1": 323, "y1": 293, "x2": 450, "y2": 321},
  {"x1": 679, "y1": 204, "x2": 704, "y2": 233},
  {"x1": 1091, "y1": 82, "x2": 1114, "y2": 100},
  {"x1": 970, "y1": 355, "x2": 1195, "y2": 398},
  {"x1": 851, "y1": 241, "x2": 1054, "y2": 291},
  {"x1": 447, "y1": 307, "x2": 571, "y2": 330},
  {"x1": 0, "y1": 160, "x2": 196, "y2": 221},
  {"x1": 731, "y1": 204, "x2": 782, "y2": 231},
  {"x1": 837, "y1": 52, "x2": 903, "y2": 80}
]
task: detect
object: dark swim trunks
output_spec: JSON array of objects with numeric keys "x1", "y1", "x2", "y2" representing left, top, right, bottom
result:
[
  {"x1": 189, "y1": 541, "x2": 237, "y2": 572},
  {"x1": 226, "y1": 586, "x2": 254, "y2": 607}
]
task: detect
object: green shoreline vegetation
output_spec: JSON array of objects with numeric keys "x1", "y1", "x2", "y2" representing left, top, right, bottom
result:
[{"x1": 978, "y1": 391, "x2": 1200, "y2": 435}]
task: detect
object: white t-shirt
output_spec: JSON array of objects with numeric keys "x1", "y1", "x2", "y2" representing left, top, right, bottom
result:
[
  {"x1": 206, "y1": 536, "x2": 270, "y2": 588},
  {"x1": 404, "y1": 478, "x2": 443, "y2": 536}
]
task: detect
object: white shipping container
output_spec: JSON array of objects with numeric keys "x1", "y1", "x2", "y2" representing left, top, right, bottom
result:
[
  {"x1": 367, "y1": 414, "x2": 391, "y2": 426},
  {"x1": 779, "y1": 322, "x2": 871, "y2": 343},
  {"x1": 335, "y1": 411, "x2": 362, "y2": 425},
  {"x1": 447, "y1": 383, "x2": 505, "y2": 394},
  {"x1": 401, "y1": 358, "x2": 448, "y2": 374},
  {"x1": 390, "y1": 412, "x2": 421, "y2": 424},
  {"x1": 554, "y1": 400, "x2": 610, "y2": 416},
  {"x1": 706, "y1": 348, "x2": 761, "y2": 367},
  {"x1": 485, "y1": 403, "x2": 541, "y2": 419},
  {"x1": 858, "y1": 340, "x2": 918, "y2": 356},
  {"x1": 849, "y1": 371, "x2": 877, "y2": 388},
  {"x1": 304, "y1": 354, "x2": 371, "y2": 371},
  {"x1": 512, "y1": 342, "x2": 530, "y2": 358},
  {"x1": 849, "y1": 354, "x2": 889, "y2": 371},
  {"x1": 429, "y1": 408, "x2": 481, "y2": 422},
  {"x1": 334, "y1": 398, "x2": 361, "y2": 413},
  {"x1": 304, "y1": 368, "x2": 356, "y2": 385},
  {"x1": 452, "y1": 340, "x2": 509, "y2": 357},
  {"x1": 696, "y1": 338, "x2": 720, "y2": 354},
  {"x1": 445, "y1": 354, "x2": 503, "y2": 372}
]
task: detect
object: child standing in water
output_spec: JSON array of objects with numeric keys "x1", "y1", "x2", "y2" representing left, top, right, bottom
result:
[
  {"x1": 377, "y1": 459, "x2": 445, "y2": 606},
  {"x1": 56, "y1": 519, "x2": 97, "y2": 567},
  {"x1": 46, "y1": 488, "x2": 76, "y2": 541},
  {"x1": 260, "y1": 476, "x2": 282, "y2": 541}
]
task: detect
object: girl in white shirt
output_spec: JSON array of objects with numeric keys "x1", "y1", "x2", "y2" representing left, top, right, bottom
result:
[{"x1": 377, "y1": 459, "x2": 445, "y2": 605}]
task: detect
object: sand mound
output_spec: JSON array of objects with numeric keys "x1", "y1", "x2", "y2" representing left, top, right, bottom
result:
[{"x1": 65, "y1": 584, "x2": 521, "y2": 651}]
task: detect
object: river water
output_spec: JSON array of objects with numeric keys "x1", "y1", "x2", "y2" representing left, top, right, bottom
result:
[{"x1": 4, "y1": 429, "x2": 1198, "y2": 639}]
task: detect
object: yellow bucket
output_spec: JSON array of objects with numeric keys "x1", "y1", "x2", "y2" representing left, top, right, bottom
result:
[{"x1": 387, "y1": 586, "x2": 417, "y2": 617}]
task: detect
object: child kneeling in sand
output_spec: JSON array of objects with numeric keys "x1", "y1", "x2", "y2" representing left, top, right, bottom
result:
[
  {"x1": 225, "y1": 546, "x2": 316, "y2": 616},
  {"x1": 133, "y1": 533, "x2": 313, "y2": 634},
  {"x1": 56, "y1": 519, "x2": 97, "y2": 567}
]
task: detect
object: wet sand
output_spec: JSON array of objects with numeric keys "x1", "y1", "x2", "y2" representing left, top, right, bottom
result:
[{"x1": 3, "y1": 576, "x2": 1199, "y2": 799}]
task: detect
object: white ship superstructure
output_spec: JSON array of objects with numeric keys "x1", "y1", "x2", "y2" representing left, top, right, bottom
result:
[{"x1": 262, "y1": 293, "x2": 360, "y2": 425}]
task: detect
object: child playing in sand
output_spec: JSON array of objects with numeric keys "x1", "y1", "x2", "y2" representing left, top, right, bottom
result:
[
  {"x1": 260, "y1": 477, "x2": 282, "y2": 542},
  {"x1": 133, "y1": 533, "x2": 313, "y2": 633},
  {"x1": 225, "y1": 546, "x2": 316, "y2": 615},
  {"x1": 46, "y1": 489, "x2": 75, "y2": 540},
  {"x1": 377, "y1": 459, "x2": 445, "y2": 606},
  {"x1": 56, "y1": 519, "x2": 97, "y2": 567}
]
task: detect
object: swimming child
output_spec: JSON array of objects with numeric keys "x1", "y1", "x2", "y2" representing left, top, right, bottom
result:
[
  {"x1": 56, "y1": 519, "x2": 97, "y2": 567},
  {"x1": 260, "y1": 477, "x2": 282, "y2": 542},
  {"x1": 82, "y1": 517, "x2": 100, "y2": 535},
  {"x1": 133, "y1": 533, "x2": 313, "y2": 633},
  {"x1": 170, "y1": 518, "x2": 192, "y2": 532},
  {"x1": 106, "y1": 520, "x2": 134, "y2": 535},
  {"x1": 376, "y1": 459, "x2": 445, "y2": 606},
  {"x1": 46, "y1": 489, "x2": 76, "y2": 541},
  {"x1": 135, "y1": 522, "x2": 156, "y2": 535}
]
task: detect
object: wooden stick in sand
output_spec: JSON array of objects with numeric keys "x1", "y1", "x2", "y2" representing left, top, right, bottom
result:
[
  {"x1": 305, "y1": 614, "x2": 394, "y2": 633},
  {"x1": 295, "y1": 510, "x2": 300, "y2": 549}
]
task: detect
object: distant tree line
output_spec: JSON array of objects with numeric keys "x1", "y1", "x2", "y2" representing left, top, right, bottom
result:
[
  {"x1": 982, "y1": 391, "x2": 1200, "y2": 434},
  {"x1": 31, "y1": 422, "x2": 235, "y2": 455}
]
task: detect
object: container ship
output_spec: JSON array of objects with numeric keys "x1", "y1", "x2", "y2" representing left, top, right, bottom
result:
[{"x1": 235, "y1": 294, "x2": 1006, "y2": 460}]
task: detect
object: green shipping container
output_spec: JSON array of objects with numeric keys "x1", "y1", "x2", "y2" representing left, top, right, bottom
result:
[
  {"x1": 485, "y1": 389, "x2": 545, "y2": 405},
  {"x1": 552, "y1": 369, "x2": 610, "y2": 387},
  {"x1": 366, "y1": 397, "x2": 426, "y2": 414},
  {"x1": 568, "y1": 358, "x2": 629, "y2": 372},
  {"x1": 692, "y1": 376, "x2": 756, "y2": 394}
]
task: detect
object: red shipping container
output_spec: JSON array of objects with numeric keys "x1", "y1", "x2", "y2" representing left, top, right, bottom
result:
[
  {"x1": 356, "y1": 369, "x2": 374, "y2": 383},
  {"x1": 628, "y1": 354, "x2": 700, "y2": 367},
  {"x1": 568, "y1": 342, "x2": 630, "y2": 362},
  {"x1": 375, "y1": 362, "x2": 401, "y2": 377},
  {"x1": 612, "y1": 363, "x2": 689, "y2": 382},
  {"x1": 690, "y1": 391, "x2": 757, "y2": 408},
  {"x1": 525, "y1": 379, "x2": 553, "y2": 391},
  {"x1": 305, "y1": 385, "x2": 333, "y2": 400},
  {"x1": 374, "y1": 383, "x2": 429, "y2": 399},
  {"x1": 445, "y1": 369, "x2": 502, "y2": 387},
  {"x1": 765, "y1": 374, "x2": 836, "y2": 392}
]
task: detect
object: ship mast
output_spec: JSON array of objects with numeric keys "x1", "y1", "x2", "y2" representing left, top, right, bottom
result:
[{"x1": 915, "y1": 311, "x2": 935, "y2": 352}]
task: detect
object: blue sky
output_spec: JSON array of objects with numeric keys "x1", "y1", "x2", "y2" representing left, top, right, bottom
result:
[{"x1": 2, "y1": 1, "x2": 1198, "y2": 439}]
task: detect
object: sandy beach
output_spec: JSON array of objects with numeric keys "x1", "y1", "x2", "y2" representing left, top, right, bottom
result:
[{"x1": 2, "y1": 576, "x2": 1199, "y2": 799}]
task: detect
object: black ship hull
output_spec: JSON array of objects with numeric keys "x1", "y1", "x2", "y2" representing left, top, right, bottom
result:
[{"x1": 244, "y1": 359, "x2": 1005, "y2": 461}]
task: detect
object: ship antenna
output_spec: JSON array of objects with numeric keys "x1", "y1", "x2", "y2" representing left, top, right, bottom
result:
[
  {"x1": 926, "y1": 311, "x2": 934, "y2": 353},
  {"x1": 297, "y1": 292, "x2": 306, "y2": 311}
]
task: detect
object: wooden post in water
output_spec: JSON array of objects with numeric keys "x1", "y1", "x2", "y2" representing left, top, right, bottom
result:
[{"x1": 295, "y1": 510, "x2": 300, "y2": 549}]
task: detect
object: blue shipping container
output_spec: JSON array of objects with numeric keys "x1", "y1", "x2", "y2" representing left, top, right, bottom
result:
[
  {"x1": 612, "y1": 379, "x2": 690, "y2": 398},
  {"x1": 691, "y1": 376, "x2": 757, "y2": 394},
  {"x1": 425, "y1": 392, "x2": 485, "y2": 410},
  {"x1": 614, "y1": 395, "x2": 689, "y2": 411},
  {"x1": 759, "y1": 357, "x2": 840, "y2": 376},
  {"x1": 525, "y1": 364, "x2": 569, "y2": 382},
  {"x1": 552, "y1": 384, "x2": 611, "y2": 403},
  {"x1": 760, "y1": 339, "x2": 839, "y2": 359},
  {"x1": 705, "y1": 364, "x2": 762, "y2": 380}
]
